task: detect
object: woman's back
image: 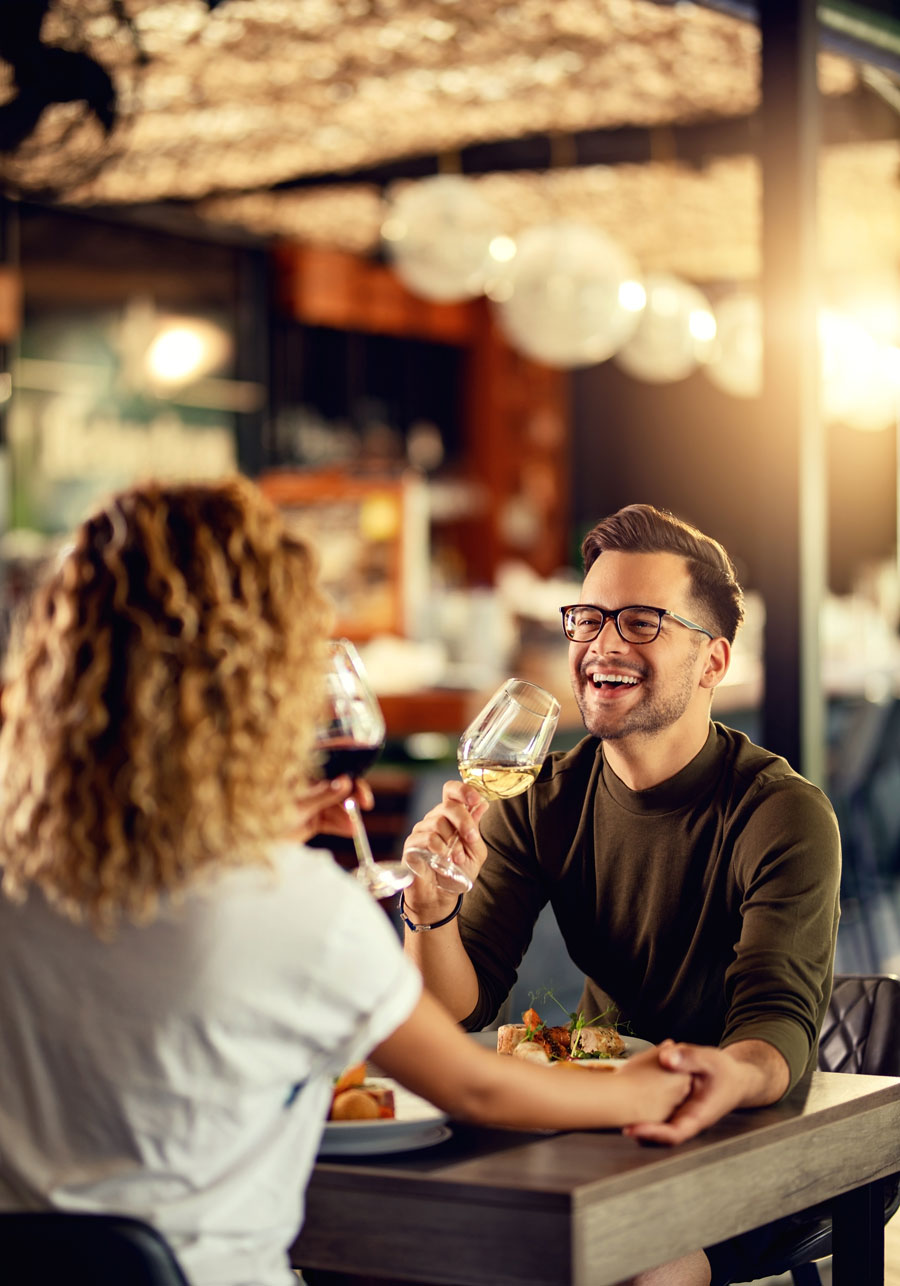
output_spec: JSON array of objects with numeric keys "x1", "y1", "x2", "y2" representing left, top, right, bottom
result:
[{"x1": 0, "y1": 842, "x2": 419, "y2": 1286}]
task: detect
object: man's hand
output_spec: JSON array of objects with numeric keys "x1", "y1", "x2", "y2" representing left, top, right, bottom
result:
[
  {"x1": 609, "y1": 1048, "x2": 693, "y2": 1124},
  {"x1": 623, "y1": 1038, "x2": 791, "y2": 1145},
  {"x1": 402, "y1": 780, "x2": 490, "y2": 914},
  {"x1": 289, "y1": 776, "x2": 374, "y2": 844}
]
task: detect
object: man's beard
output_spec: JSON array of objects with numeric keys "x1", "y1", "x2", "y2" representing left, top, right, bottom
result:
[{"x1": 575, "y1": 655, "x2": 698, "y2": 742}]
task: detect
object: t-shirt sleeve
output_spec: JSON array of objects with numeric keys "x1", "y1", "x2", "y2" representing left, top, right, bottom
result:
[{"x1": 723, "y1": 778, "x2": 841, "y2": 1088}]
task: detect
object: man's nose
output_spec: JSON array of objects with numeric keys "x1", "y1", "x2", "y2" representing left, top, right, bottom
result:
[{"x1": 588, "y1": 616, "x2": 624, "y2": 648}]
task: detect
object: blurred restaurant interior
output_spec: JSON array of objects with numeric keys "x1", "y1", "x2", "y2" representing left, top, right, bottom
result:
[{"x1": 0, "y1": 0, "x2": 899, "y2": 1003}]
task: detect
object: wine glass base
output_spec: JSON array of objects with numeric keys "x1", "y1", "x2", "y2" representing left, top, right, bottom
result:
[
  {"x1": 431, "y1": 865, "x2": 473, "y2": 894},
  {"x1": 405, "y1": 847, "x2": 473, "y2": 894},
  {"x1": 356, "y1": 862, "x2": 414, "y2": 899}
]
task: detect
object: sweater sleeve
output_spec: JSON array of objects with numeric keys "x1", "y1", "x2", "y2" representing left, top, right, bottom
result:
[
  {"x1": 457, "y1": 791, "x2": 548, "y2": 1030},
  {"x1": 457, "y1": 742, "x2": 598, "y2": 1030},
  {"x1": 722, "y1": 776, "x2": 841, "y2": 1088}
]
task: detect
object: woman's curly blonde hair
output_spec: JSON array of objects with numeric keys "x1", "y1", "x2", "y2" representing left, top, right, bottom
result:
[{"x1": 0, "y1": 475, "x2": 331, "y2": 930}]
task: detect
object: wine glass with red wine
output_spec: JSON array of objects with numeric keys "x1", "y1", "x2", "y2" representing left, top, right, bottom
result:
[{"x1": 315, "y1": 639, "x2": 413, "y2": 899}]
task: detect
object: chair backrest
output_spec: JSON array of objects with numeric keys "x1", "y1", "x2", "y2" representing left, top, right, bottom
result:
[
  {"x1": 817, "y1": 972, "x2": 900, "y2": 1077},
  {"x1": 0, "y1": 1211, "x2": 191, "y2": 1286}
]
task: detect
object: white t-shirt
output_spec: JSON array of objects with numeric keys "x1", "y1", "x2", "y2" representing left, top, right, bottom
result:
[{"x1": 0, "y1": 842, "x2": 422, "y2": 1286}]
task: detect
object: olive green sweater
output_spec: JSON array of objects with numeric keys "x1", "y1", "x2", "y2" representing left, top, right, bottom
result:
[{"x1": 460, "y1": 722, "x2": 841, "y2": 1089}]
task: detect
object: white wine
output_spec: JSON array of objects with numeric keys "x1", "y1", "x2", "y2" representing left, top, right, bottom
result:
[
  {"x1": 406, "y1": 678, "x2": 559, "y2": 892},
  {"x1": 458, "y1": 758, "x2": 541, "y2": 801}
]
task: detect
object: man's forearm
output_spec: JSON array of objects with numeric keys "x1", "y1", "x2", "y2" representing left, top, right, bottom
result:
[
  {"x1": 401, "y1": 889, "x2": 480, "y2": 1022},
  {"x1": 720, "y1": 1037, "x2": 791, "y2": 1107},
  {"x1": 624, "y1": 1036, "x2": 792, "y2": 1145}
]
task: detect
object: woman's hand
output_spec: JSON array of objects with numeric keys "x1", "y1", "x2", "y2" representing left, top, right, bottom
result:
[
  {"x1": 612, "y1": 1046, "x2": 692, "y2": 1124},
  {"x1": 289, "y1": 776, "x2": 375, "y2": 844},
  {"x1": 623, "y1": 1038, "x2": 789, "y2": 1145}
]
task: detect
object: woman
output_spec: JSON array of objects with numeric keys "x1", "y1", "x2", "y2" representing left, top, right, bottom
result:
[{"x1": 0, "y1": 477, "x2": 693, "y2": 1286}]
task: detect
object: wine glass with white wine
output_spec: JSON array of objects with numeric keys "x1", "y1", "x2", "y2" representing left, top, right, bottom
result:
[
  {"x1": 405, "y1": 678, "x2": 560, "y2": 893},
  {"x1": 315, "y1": 640, "x2": 413, "y2": 900}
]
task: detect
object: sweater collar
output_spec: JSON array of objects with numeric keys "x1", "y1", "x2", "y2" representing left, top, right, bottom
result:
[{"x1": 600, "y1": 722, "x2": 722, "y2": 814}]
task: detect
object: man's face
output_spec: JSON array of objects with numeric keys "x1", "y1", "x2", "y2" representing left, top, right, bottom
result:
[{"x1": 568, "y1": 550, "x2": 714, "y2": 742}]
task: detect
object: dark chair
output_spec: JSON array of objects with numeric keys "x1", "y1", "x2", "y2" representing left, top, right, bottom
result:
[
  {"x1": 741, "y1": 973, "x2": 900, "y2": 1285},
  {"x1": 0, "y1": 1210, "x2": 191, "y2": 1285},
  {"x1": 828, "y1": 699, "x2": 900, "y2": 972}
]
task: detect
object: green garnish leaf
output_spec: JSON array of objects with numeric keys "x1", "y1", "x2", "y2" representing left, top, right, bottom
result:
[{"x1": 528, "y1": 985, "x2": 632, "y2": 1039}]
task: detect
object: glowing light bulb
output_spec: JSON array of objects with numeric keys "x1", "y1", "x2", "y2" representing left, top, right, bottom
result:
[
  {"x1": 689, "y1": 309, "x2": 717, "y2": 344},
  {"x1": 619, "y1": 279, "x2": 647, "y2": 313},
  {"x1": 145, "y1": 318, "x2": 231, "y2": 387},
  {"x1": 488, "y1": 235, "x2": 517, "y2": 264}
]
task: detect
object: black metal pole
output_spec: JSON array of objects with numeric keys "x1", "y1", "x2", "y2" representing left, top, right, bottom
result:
[
  {"x1": 234, "y1": 245, "x2": 270, "y2": 478},
  {"x1": 758, "y1": 0, "x2": 826, "y2": 783}
]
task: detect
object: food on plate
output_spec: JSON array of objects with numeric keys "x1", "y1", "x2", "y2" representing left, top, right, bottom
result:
[
  {"x1": 553, "y1": 1057, "x2": 618, "y2": 1072},
  {"x1": 497, "y1": 1006, "x2": 626, "y2": 1066},
  {"x1": 332, "y1": 1062, "x2": 367, "y2": 1094},
  {"x1": 329, "y1": 1064, "x2": 396, "y2": 1121},
  {"x1": 330, "y1": 1088, "x2": 381, "y2": 1120}
]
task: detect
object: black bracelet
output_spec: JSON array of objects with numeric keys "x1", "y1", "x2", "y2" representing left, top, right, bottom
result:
[{"x1": 398, "y1": 891, "x2": 463, "y2": 933}]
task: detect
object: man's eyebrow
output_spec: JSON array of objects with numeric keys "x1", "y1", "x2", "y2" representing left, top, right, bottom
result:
[{"x1": 573, "y1": 601, "x2": 648, "y2": 609}]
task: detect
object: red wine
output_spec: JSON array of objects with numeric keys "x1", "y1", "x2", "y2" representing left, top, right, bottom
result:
[{"x1": 318, "y1": 742, "x2": 382, "y2": 781}]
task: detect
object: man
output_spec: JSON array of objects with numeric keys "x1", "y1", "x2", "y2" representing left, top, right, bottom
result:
[{"x1": 402, "y1": 503, "x2": 841, "y2": 1286}]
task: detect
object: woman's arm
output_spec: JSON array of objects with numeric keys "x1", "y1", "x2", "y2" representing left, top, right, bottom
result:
[{"x1": 371, "y1": 989, "x2": 691, "y2": 1132}]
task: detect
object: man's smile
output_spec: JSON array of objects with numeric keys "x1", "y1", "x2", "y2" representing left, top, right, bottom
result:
[{"x1": 583, "y1": 668, "x2": 645, "y2": 697}]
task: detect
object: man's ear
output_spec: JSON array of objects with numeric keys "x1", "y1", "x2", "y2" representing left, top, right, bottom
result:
[{"x1": 699, "y1": 637, "x2": 731, "y2": 690}]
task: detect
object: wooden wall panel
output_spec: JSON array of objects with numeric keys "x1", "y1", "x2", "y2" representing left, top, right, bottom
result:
[{"x1": 272, "y1": 244, "x2": 569, "y2": 587}]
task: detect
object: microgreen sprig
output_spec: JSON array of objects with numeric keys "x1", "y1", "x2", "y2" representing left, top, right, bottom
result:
[{"x1": 527, "y1": 986, "x2": 631, "y2": 1058}]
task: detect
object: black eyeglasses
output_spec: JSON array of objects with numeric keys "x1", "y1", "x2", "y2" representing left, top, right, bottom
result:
[{"x1": 560, "y1": 604, "x2": 714, "y2": 645}]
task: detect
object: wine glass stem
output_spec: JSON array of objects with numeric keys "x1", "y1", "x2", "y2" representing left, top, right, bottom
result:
[{"x1": 343, "y1": 795, "x2": 380, "y2": 876}]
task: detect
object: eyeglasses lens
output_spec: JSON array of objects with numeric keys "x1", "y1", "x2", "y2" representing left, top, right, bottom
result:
[
  {"x1": 616, "y1": 608, "x2": 662, "y2": 643},
  {"x1": 564, "y1": 607, "x2": 662, "y2": 644}
]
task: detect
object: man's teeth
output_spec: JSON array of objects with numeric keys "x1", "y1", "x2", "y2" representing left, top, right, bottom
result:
[{"x1": 590, "y1": 673, "x2": 640, "y2": 687}]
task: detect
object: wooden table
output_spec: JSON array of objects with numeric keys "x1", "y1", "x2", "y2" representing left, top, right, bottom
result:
[{"x1": 291, "y1": 1070, "x2": 900, "y2": 1286}]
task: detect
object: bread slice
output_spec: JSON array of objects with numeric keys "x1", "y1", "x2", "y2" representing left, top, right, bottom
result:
[
  {"x1": 496, "y1": 1023, "x2": 531, "y2": 1056},
  {"x1": 329, "y1": 1083, "x2": 396, "y2": 1120}
]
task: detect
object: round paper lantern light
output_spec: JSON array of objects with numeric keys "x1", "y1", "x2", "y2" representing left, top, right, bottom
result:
[
  {"x1": 703, "y1": 293, "x2": 763, "y2": 399},
  {"x1": 381, "y1": 175, "x2": 508, "y2": 303},
  {"x1": 614, "y1": 274, "x2": 717, "y2": 383},
  {"x1": 490, "y1": 221, "x2": 642, "y2": 369}
]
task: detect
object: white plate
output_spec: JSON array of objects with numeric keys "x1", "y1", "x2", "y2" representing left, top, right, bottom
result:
[
  {"x1": 319, "y1": 1122, "x2": 452, "y2": 1157},
  {"x1": 596, "y1": 1034, "x2": 653, "y2": 1065},
  {"x1": 319, "y1": 1080, "x2": 450, "y2": 1157},
  {"x1": 471, "y1": 1029, "x2": 653, "y2": 1065}
]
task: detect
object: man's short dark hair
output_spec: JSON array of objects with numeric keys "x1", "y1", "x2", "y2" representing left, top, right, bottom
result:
[{"x1": 581, "y1": 503, "x2": 745, "y2": 643}]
